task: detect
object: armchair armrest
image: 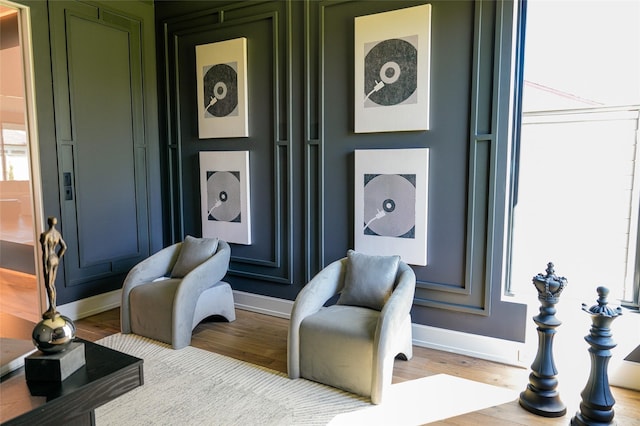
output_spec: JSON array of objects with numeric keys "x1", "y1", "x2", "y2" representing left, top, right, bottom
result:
[
  {"x1": 287, "y1": 258, "x2": 346, "y2": 378},
  {"x1": 174, "y1": 241, "x2": 231, "y2": 316},
  {"x1": 121, "y1": 243, "x2": 181, "y2": 333},
  {"x1": 170, "y1": 240, "x2": 231, "y2": 349},
  {"x1": 371, "y1": 262, "x2": 416, "y2": 402}
]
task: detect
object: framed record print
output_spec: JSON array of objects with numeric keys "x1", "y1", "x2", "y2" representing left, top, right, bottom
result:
[
  {"x1": 196, "y1": 38, "x2": 249, "y2": 138},
  {"x1": 354, "y1": 148, "x2": 429, "y2": 265},
  {"x1": 200, "y1": 151, "x2": 252, "y2": 244},
  {"x1": 354, "y1": 5, "x2": 431, "y2": 133}
]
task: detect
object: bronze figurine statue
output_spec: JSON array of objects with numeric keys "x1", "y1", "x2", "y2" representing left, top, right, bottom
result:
[
  {"x1": 32, "y1": 216, "x2": 76, "y2": 353},
  {"x1": 40, "y1": 216, "x2": 67, "y2": 320}
]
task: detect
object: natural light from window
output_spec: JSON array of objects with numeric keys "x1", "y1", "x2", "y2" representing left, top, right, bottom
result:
[{"x1": 510, "y1": 0, "x2": 640, "y2": 307}]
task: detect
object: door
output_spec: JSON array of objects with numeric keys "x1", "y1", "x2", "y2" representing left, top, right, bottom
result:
[{"x1": 48, "y1": 1, "x2": 151, "y2": 291}]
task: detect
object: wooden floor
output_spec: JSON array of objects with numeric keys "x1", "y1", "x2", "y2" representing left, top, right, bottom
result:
[
  {"x1": 0, "y1": 269, "x2": 39, "y2": 323},
  {"x1": 75, "y1": 308, "x2": 640, "y2": 426}
]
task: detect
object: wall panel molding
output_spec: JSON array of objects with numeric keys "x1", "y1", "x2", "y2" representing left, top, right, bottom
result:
[
  {"x1": 313, "y1": 0, "x2": 508, "y2": 316},
  {"x1": 161, "y1": 1, "x2": 294, "y2": 285},
  {"x1": 155, "y1": 0, "x2": 527, "y2": 341}
]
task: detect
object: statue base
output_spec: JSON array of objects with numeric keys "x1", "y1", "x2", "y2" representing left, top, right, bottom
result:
[
  {"x1": 25, "y1": 341, "x2": 85, "y2": 382},
  {"x1": 519, "y1": 386, "x2": 567, "y2": 417},
  {"x1": 571, "y1": 412, "x2": 616, "y2": 426}
]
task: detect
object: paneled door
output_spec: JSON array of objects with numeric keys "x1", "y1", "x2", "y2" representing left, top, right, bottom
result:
[{"x1": 48, "y1": 1, "x2": 150, "y2": 289}]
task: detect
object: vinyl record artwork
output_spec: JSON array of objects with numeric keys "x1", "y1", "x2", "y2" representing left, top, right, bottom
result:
[
  {"x1": 196, "y1": 38, "x2": 248, "y2": 138},
  {"x1": 355, "y1": 5, "x2": 431, "y2": 133},
  {"x1": 355, "y1": 148, "x2": 429, "y2": 266},
  {"x1": 206, "y1": 171, "x2": 242, "y2": 222},
  {"x1": 200, "y1": 151, "x2": 251, "y2": 244},
  {"x1": 363, "y1": 173, "x2": 416, "y2": 238}
]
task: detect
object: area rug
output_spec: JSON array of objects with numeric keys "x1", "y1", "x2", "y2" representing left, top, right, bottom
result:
[{"x1": 95, "y1": 333, "x2": 518, "y2": 425}]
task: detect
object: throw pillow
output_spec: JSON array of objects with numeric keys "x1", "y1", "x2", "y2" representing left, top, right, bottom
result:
[
  {"x1": 170, "y1": 235, "x2": 219, "y2": 278},
  {"x1": 336, "y1": 249, "x2": 400, "y2": 311}
]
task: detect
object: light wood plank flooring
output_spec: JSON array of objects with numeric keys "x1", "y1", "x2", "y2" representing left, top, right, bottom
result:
[
  {"x1": 0, "y1": 268, "x2": 40, "y2": 323},
  {"x1": 75, "y1": 308, "x2": 640, "y2": 425}
]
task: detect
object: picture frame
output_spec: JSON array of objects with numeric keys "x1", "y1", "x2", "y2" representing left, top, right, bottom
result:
[
  {"x1": 199, "y1": 151, "x2": 251, "y2": 245},
  {"x1": 354, "y1": 148, "x2": 429, "y2": 265},
  {"x1": 354, "y1": 5, "x2": 432, "y2": 133},
  {"x1": 196, "y1": 38, "x2": 249, "y2": 138}
]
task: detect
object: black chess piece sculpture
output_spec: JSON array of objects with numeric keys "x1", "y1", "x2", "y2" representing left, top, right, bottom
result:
[
  {"x1": 571, "y1": 286, "x2": 622, "y2": 426},
  {"x1": 519, "y1": 262, "x2": 567, "y2": 417}
]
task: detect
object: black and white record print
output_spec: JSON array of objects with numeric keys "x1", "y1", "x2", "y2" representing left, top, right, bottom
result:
[
  {"x1": 203, "y1": 63, "x2": 239, "y2": 118},
  {"x1": 363, "y1": 37, "x2": 418, "y2": 107},
  {"x1": 206, "y1": 170, "x2": 241, "y2": 222},
  {"x1": 354, "y1": 5, "x2": 431, "y2": 133},
  {"x1": 354, "y1": 148, "x2": 429, "y2": 266},
  {"x1": 363, "y1": 174, "x2": 416, "y2": 238},
  {"x1": 196, "y1": 38, "x2": 249, "y2": 138},
  {"x1": 200, "y1": 151, "x2": 252, "y2": 245}
]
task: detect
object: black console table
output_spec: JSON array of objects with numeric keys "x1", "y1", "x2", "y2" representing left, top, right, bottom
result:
[{"x1": 1, "y1": 333, "x2": 143, "y2": 425}]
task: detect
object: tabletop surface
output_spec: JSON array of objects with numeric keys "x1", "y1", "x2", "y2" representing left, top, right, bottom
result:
[{"x1": 0, "y1": 314, "x2": 143, "y2": 425}]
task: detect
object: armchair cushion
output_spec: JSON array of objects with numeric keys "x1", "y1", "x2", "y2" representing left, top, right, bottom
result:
[
  {"x1": 130, "y1": 278, "x2": 181, "y2": 344},
  {"x1": 337, "y1": 250, "x2": 400, "y2": 311},
  {"x1": 300, "y1": 305, "x2": 379, "y2": 397},
  {"x1": 170, "y1": 235, "x2": 219, "y2": 278}
]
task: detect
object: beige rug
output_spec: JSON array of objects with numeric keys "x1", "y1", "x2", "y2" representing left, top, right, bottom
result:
[{"x1": 95, "y1": 333, "x2": 517, "y2": 425}]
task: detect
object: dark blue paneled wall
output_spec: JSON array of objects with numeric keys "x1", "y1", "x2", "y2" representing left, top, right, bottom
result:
[{"x1": 158, "y1": 0, "x2": 527, "y2": 341}]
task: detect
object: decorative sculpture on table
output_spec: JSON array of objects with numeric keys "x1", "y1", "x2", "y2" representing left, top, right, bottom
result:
[
  {"x1": 26, "y1": 216, "x2": 85, "y2": 382},
  {"x1": 41, "y1": 216, "x2": 67, "y2": 321},
  {"x1": 519, "y1": 262, "x2": 567, "y2": 417},
  {"x1": 571, "y1": 286, "x2": 622, "y2": 426},
  {"x1": 32, "y1": 216, "x2": 76, "y2": 352}
]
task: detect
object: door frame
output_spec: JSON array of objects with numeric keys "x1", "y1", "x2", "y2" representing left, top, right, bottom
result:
[{"x1": 2, "y1": 0, "x2": 46, "y2": 315}]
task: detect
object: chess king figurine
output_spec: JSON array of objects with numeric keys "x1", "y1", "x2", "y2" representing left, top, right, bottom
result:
[
  {"x1": 32, "y1": 217, "x2": 77, "y2": 353},
  {"x1": 519, "y1": 262, "x2": 568, "y2": 417}
]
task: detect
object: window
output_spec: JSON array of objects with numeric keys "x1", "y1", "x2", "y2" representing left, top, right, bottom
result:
[
  {"x1": 509, "y1": 0, "x2": 640, "y2": 307},
  {"x1": 1, "y1": 124, "x2": 28, "y2": 181}
]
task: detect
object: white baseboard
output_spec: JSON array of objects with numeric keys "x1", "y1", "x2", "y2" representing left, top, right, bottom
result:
[
  {"x1": 57, "y1": 289, "x2": 122, "y2": 321},
  {"x1": 233, "y1": 290, "x2": 293, "y2": 319},
  {"x1": 411, "y1": 322, "x2": 525, "y2": 367},
  {"x1": 609, "y1": 359, "x2": 640, "y2": 391}
]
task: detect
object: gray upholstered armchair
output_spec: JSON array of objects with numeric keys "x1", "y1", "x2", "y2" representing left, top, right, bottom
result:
[
  {"x1": 121, "y1": 236, "x2": 235, "y2": 349},
  {"x1": 288, "y1": 250, "x2": 416, "y2": 404}
]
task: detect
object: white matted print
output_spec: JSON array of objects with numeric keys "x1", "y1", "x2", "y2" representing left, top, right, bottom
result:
[
  {"x1": 355, "y1": 148, "x2": 429, "y2": 265},
  {"x1": 200, "y1": 151, "x2": 251, "y2": 244},
  {"x1": 354, "y1": 5, "x2": 431, "y2": 133},
  {"x1": 196, "y1": 38, "x2": 248, "y2": 138}
]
